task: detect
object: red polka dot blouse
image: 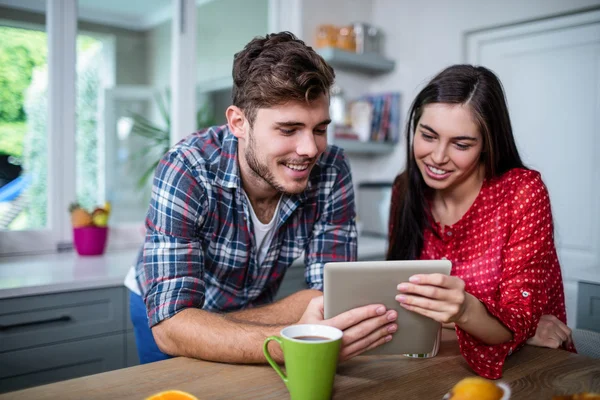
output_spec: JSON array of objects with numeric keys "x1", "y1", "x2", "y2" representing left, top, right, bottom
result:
[{"x1": 391, "y1": 168, "x2": 572, "y2": 379}]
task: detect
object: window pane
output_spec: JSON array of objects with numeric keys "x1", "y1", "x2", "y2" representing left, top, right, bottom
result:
[
  {"x1": 75, "y1": 2, "x2": 172, "y2": 227},
  {"x1": 0, "y1": 8, "x2": 48, "y2": 232}
]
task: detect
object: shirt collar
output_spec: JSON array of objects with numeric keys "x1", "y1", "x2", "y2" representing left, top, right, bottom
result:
[{"x1": 214, "y1": 127, "x2": 242, "y2": 189}]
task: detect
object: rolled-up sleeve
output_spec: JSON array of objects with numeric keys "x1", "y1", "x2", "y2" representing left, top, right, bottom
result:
[
  {"x1": 305, "y1": 152, "x2": 358, "y2": 290},
  {"x1": 138, "y1": 150, "x2": 208, "y2": 327},
  {"x1": 456, "y1": 173, "x2": 559, "y2": 379}
]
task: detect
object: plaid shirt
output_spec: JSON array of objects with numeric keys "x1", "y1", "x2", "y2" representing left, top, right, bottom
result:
[{"x1": 136, "y1": 125, "x2": 357, "y2": 327}]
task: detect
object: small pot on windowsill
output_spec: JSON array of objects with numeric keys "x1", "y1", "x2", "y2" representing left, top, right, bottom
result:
[{"x1": 73, "y1": 225, "x2": 109, "y2": 256}]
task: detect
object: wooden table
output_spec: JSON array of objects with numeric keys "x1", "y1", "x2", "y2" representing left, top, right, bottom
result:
[{"x1": 3, "y1": 330, "x2": 599, "y2": 399}]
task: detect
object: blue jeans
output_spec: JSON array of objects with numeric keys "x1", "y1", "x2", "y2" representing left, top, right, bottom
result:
[{"x1": 129, "y1": 291, "x2": 173, "y2": 364}]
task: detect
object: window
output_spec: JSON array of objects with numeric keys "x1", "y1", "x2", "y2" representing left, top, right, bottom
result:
[
  {"x1": 0, "y1": 16, "x2": 48, "y2": 233},
  {"x1": 0, "y1": 0, "x2": 178, "y2": 255}
]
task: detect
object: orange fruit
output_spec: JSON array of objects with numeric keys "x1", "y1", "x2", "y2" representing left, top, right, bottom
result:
[
  {"x1": 448, "y1": 377, "x2": 505, "y2": 400},
  {"x1": 71, "y1": 207, "x2": 93, "y2": 228},
  {"x1": 145, "y1": 390, "x2": 199, "y2": 400}
]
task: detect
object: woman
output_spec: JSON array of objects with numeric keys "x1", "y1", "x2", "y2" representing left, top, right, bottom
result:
[{"x1": 388, "y1": 64, "x2": 574, "y2": 379}]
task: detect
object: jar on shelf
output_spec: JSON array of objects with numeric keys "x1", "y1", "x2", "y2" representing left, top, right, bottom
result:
[
  {"x1": 336, "y1": 25, "x2": 356, "y2": 52},
  {"x1": 329, "y1": 85, "x2": 347, "y2": 126},
  {"x1": 315, "y1": 24, "x2": 338, "y2": 49},
  {"x1": 352, "y1": 22, "x2": 383, "y2": 54}
]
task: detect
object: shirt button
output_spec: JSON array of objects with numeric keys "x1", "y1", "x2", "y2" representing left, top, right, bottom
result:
[
  {"x1": 446, "y1": 231, "x2": 453, "y2": 236},
  {"x1": 442, "y1": 257, "x2": 448, "y2": 260},
  {"x1": 522, "y1": 291, "x2": 530, "y2": 298}
]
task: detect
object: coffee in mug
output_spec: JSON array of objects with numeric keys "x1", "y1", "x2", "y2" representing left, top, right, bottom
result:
[
  {"x1": 292, "y1": 335, "x2": 329, "y2": 341},
  {"x1": 263, "y1": 324, "x2": 343, "y2": 400}
]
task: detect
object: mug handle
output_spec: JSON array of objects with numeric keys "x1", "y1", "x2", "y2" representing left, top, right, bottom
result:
[{"x1": 263, "y1": 336, "x2": 287, "y2": 384}]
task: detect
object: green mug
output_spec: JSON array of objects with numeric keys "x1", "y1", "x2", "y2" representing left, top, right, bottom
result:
[{"x1": 263, "y1": 324, "x2": 343, "y2": 400}]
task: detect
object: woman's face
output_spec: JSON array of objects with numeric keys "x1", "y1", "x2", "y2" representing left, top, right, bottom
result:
[{"x1": 413, "y1": 103, "x2": 484, "y2": 193}]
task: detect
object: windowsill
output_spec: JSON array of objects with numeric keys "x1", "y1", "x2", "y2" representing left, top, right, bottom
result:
[{"x1": 0, "y1": 235, "x2": 389, "y2": 300}]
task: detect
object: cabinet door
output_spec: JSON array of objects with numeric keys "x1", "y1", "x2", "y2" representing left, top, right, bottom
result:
[
  {"x1": 124, "y1": 287, "x2": 134, "y2": 331},
  {"x1": 0, "y1": 334, "x2": 125, "y2": 393},
  {"x1": 0, "y1": 287, "x2": 124, "y2": 352},
  {"x1": 577, "y1": 282, "x2": 600, "y2": 332},
  {"x1": 125, "y1": 331, "x2": 140, "y2": 367}
]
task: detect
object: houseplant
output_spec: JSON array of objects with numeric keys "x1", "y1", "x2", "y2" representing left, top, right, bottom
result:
[{"x1": 129, "y1": 90, "x2": 216, "y2": 189}]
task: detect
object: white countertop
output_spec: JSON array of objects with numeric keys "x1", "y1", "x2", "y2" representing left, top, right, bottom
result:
[
  {"x1": 0, "y1": 249, "x2": 140, "y2": 299},
  {"x1": 0, "y1": 236, "x2": 388, "y2": 299}
]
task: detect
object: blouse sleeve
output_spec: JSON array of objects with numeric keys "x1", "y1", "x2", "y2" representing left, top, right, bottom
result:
[{"x1": 455, "y1": 172, "x2": 562, "y2": 379}]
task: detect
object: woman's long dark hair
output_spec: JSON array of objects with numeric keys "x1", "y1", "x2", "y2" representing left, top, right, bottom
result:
[{"x1": 387, "y1": 64, "x2": 526, "y2": 261}]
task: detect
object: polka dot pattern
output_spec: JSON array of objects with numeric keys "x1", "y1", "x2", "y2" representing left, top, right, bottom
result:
[{"x1": 418, "y1": 169, "x2": 570, "y2": 379}]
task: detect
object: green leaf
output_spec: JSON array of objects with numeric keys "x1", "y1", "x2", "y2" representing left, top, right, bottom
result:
[{"x1": 136, "y1": 160, "x2": 160, "y2": 188}]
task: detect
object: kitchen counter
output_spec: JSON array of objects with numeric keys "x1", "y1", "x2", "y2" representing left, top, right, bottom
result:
[{"x1": 0, "y1": 236, "x2": 388, "y2": 299}]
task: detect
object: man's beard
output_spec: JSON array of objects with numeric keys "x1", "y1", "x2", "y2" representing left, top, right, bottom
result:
[{"x1": 245, "y1": 130, "x2": 291, "y2": 194}]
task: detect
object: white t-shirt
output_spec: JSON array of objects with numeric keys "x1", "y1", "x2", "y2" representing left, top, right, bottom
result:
[{"x1": 245, "y1": 193, "x2": 282, "y2": 265}]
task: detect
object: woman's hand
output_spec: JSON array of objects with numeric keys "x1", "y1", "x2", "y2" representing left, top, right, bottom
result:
[
  {"x1": 527, "y1": 314, "x2": 573, "y2": 348},
  {"x1": 396, "y1": 273, "x2": 472, "y2": 325}
]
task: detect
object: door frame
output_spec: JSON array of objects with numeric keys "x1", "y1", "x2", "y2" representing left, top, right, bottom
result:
[
  {"x1": 465, "y1": 8, "x2": 600, "y2": 63},
  {"x1": 101, "y1": 86, "x2": 157, "y2": 250}
]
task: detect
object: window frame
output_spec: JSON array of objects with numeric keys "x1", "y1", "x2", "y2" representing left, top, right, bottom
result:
[{"x1": 0, "y1": 0, "x2": 197, "y2": 256}]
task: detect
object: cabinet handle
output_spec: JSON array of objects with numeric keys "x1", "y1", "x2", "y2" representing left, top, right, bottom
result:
[{"x1": 0, "y1": 315, "x2": 72, "y2": 331}]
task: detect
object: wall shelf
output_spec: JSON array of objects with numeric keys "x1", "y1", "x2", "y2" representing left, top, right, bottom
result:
[
  {"x1": 333, "y1": 139, "x2": 396, "y2": 155},
  {"x1": 317, "y1": 47, "x2": 395, "y2": 75}
]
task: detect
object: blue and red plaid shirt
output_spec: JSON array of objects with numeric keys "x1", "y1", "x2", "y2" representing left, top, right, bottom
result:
[{"x1": 135, "y1": 125, "x2": 357, "y2": 327}]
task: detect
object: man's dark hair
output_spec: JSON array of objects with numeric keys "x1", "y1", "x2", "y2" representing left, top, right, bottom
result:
[{"x1": 232, "y1": 31, "x2": 335, "y2": 125}]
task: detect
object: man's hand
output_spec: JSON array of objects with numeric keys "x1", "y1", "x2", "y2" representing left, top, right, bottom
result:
[
  {"x1": 297, "y1": 296, "x2": 397, "y2": 361},
  {"x1": 527, "y1": 314, "x2": 573, "y2": 348}
]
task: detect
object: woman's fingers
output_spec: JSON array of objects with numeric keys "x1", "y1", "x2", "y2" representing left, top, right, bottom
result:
[
  {"x1": 396, "y1": 291, "x2": 466, "y2": 322},
  {"x1": 528, "y1": 315, "x2": 573, "y2": 348},
  {"x1": 397, "y1": 282, "x2": 464, "y2": 304},
  {"x1": 547, "y1": 315, "x2": 573, "y2": 344},
  {"x1": 407, "y1": 274, "x2": 465, "y2": 290},
  {"x1": 397, "y1": 301, "x2": 447, "y2": 323}
]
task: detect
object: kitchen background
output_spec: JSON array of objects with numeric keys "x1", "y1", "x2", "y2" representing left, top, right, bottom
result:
[{"x1": 0, "y1": 0, "x2": 598, "y2": 392}]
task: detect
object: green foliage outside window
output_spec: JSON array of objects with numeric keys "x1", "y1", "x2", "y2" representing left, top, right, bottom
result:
[
  {"x1": 0, "y1": 24, "x2": 102, "y2": 229},
  {"x1": 0, "y1": 27, "x2": 47, "y2": 126}
]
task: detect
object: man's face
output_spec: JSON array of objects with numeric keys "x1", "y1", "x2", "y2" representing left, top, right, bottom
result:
[{"x1": 241, "y1": 94, "x2": 330, "y2": 195}]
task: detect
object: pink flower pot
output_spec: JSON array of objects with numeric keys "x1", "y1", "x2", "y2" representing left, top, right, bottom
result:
[{"x1": 73, "y1": 226, "x2": 109, "y2": 256}]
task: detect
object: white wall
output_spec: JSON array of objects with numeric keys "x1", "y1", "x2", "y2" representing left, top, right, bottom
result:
[
  {"x1": 358, "y1": 0, "x2": 600, "y2": 184},
  {"x1": 300, "y1": 0, "x2": 377, "y2": 103}
]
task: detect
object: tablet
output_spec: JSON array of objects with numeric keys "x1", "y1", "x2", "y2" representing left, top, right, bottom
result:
[{"x1": 324, "y1": 260, "x2": 452, "y2": 355}]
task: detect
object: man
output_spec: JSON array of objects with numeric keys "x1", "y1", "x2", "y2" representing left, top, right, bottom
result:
[{"x1": 125, "y1": 32, "x2": 398, "y2": 364}]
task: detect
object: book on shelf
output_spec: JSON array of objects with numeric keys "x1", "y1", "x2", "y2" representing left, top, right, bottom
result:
[
  {"x1": 353, "y1": 92, "x2": 401, "y2": 143},
  {"x1": 331, "y1": 91, "x2": 401, "y2": 145}
]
